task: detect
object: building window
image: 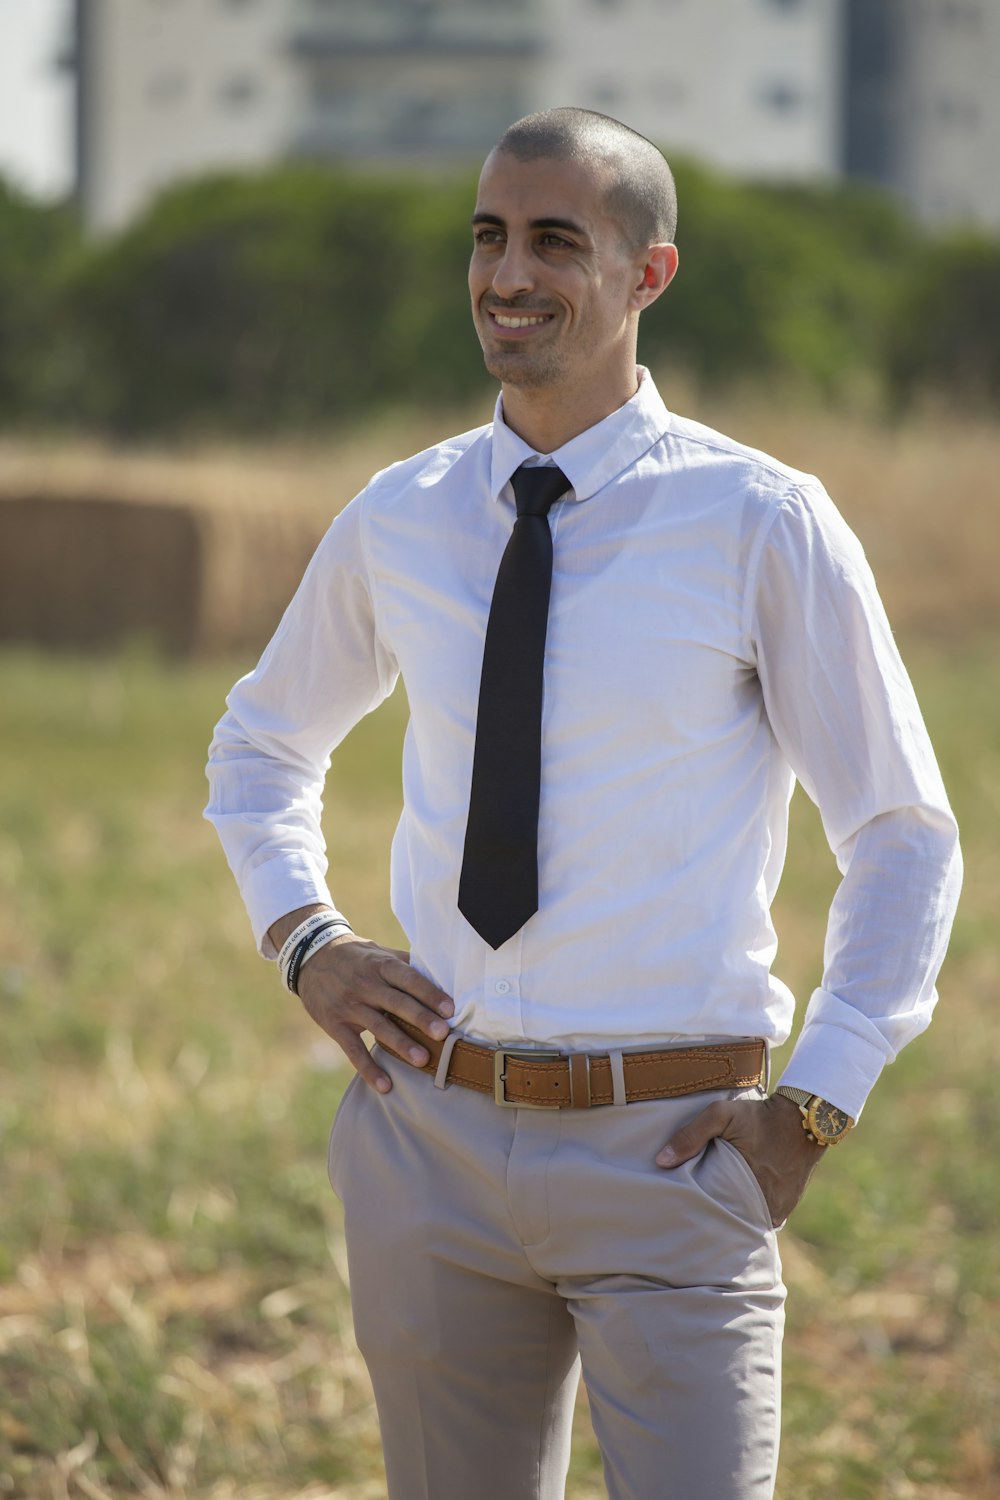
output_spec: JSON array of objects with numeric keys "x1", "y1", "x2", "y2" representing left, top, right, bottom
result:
[
  {"x1": 387, "y1": 99, "x2": 439, "y2": 147},
  {"x1": 939, "y1": 0, "x2": 981, "y2": 26},
  {"x1": 220, "y1": 75, "x2": 259, "y2": 108},
  {"x1": 759, "y1": 81, "x2": 804, "y2": 113},
  {"x1": 649, "y1": 77, "x2": 688, "y2": 108},
  {"x1": 148, "y1": 71, "x2": 187, "y2": 105},
  {"x1": 930, "y1": 188, "x2": 972, "y2": 221},
  {"x1": 311, "y1": 77, "x2": 339, "y2": 110},
  {"x1": 589, "y1": 81, "x2": 621, "y2": 108},
  {"x1": 933, "y1": 96, "x2": 980, "y2": 128}
]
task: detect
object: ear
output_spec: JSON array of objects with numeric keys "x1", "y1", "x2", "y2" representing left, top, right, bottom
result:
[{"x1": 631, "y1": 243, "x2": 679, "y2": 311}]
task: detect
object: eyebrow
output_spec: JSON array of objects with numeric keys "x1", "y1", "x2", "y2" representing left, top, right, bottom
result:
[{"x1": 471, "y1": 212, "x2": 589, "y2": 237}]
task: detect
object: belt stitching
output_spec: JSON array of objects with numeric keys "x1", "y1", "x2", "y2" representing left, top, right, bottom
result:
[
  {"x1": 500, "y1": 1050, "x2": 755, "y2": 1078},
  {"x1": 454, "y1": 1041, "x2": 756, "y2": 1067}
]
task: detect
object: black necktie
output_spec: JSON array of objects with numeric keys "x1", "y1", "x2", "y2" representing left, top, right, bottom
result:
[{"x1": 458, "y1": 463, "x2": 570, "y2": 949}]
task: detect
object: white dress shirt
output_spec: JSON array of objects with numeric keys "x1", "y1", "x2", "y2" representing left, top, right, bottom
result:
[{"x1": 205, "y1": 370, "x2": 961, "y2": 1118}]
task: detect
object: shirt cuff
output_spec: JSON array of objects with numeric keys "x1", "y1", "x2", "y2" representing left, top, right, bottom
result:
[
  {"x1": 240, "y1": 853, "x2": 338, "y2": 960},
  {"x1": 774, "y1": 986, "x2": 901, "y2": 1121}
]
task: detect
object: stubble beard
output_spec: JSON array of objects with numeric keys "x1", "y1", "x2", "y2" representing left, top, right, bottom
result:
[{"x1": 481, "y1": 340, "x2": 564, "y2": 392}]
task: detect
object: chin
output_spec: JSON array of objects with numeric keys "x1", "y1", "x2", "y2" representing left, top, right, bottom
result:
[{"x1": 483, "y1": 348, "x2": 560, "y2": 390}]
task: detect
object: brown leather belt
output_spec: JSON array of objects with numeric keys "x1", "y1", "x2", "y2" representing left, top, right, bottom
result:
[{"x1": 395, "y1": 1018, "x2": 766, "y2": 1109}]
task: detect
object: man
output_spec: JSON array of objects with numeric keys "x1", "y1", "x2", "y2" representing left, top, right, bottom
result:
[{"x1": 205, "y1": 109, "x2": 961, "y2": 1499}]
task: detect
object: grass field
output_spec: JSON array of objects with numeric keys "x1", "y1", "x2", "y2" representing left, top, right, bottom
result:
[{"x1": 2, "y1": 403, "x2": 998, "y2": 1498}]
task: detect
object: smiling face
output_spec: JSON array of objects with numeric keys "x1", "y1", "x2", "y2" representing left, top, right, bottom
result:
[{"x1": 469, "y1": 149, "x2": 655, "y2": 430}]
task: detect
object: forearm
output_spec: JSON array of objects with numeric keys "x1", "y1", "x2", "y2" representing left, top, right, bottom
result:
[{"x1": 268, "y1": 903, "x2": 338, "y2": 953}]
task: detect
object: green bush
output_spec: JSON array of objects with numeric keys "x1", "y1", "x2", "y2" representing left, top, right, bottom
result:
[
  {"x1": 641, "y1": 166, "x2": 917, "y2": 398},
  {"x1": 887, "y1": 232, "x2": 1000, "y2": 405},
  {"x1": 0, "y1": 179, "x2": 83, "y2": 424},
  {"x1": 66, "y1": 167, "x2": 485, "y2": 434},
  {"x1": 0, "y1": 158, "x2": 996, "y2": 436}
]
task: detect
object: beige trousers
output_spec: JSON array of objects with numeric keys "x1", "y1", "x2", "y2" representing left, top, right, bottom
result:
[{"x1": 328, "y1": 1043, "x2": 785, "y2": 1500}]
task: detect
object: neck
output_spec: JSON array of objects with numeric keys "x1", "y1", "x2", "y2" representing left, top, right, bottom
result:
[{"x1": 500, "y1": 366, "x2": 641, "y2": 454}]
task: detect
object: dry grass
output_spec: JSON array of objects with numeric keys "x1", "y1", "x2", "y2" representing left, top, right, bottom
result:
[
  {"x1": 702, "y1": 391, "x2": 1000, "y2": 640},
  {"x1": 0, "y1": 407, "x2": 473, "y2": 522},
  {"x1": 1, "y1": 376, "x2": 997, "y2": 656},
  {"x1": 0, "y1": 488, "x2": 324, "y2": 658},
  {"x1": 0, "y1": 407, "x2": 483, "y2": 660}
]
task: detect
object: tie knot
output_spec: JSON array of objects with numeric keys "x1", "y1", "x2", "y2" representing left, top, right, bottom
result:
[{"x1": 511, "y1": 464, "x2": 570, "y2": 519}]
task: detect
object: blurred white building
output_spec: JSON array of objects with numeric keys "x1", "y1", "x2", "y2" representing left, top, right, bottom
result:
[
  {"x1": 73, "y1": 0, "x2": 1000, "y2": 234},
  {"x1": 74, "y1": 0, "x2": 300, "y2": 232},
  {"x1": 288, "y1": 0, "x2": 841, "y2": 181},
  {"x1": 845, "y1": 0, "x2": 1000, "y2": 230}
]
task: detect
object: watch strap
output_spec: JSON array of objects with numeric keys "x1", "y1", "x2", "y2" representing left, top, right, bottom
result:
[{"x1": 773, "y1": 1085, "x2": 812, "y2": 1108}]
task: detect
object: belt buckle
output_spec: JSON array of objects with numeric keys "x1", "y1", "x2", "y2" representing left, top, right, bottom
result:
[{"x1": 493, "y1": 1047, "x2": 564, "y2": 1108}]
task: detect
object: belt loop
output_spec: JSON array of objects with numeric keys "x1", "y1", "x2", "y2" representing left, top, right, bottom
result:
[
  {"x1": 608, "y1": 1049, "x2": 627, "y2": 1107},
  {"x1": 762, "y1": 1041, "x2": 771, "y2": 1093},
  {"x1": 433, "y1": 1029, "x2": 461, "y2": 1090},
  {"x1": 568, "y1": 1052, "x2": 591, "y2": 1108}
]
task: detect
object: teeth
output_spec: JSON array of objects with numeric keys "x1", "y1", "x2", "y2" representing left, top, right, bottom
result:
[{"x1": 493, "y1": 313, "x2": 550, "y2": 328}]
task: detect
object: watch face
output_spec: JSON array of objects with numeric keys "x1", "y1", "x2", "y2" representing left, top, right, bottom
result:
[{"x1": 808, "y1": 1098, "x2": 853, "y2": 1143}]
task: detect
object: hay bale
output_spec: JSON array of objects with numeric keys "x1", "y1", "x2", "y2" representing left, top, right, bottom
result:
[
  {"x1": 0, "y1": 491, "x2": 324, "y2": 658},
  {"x1": 190, "y1": 497, "x2": 326, "y2": 656}
]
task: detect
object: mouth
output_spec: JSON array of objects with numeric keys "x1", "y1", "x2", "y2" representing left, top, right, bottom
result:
[{"x1": 485, "y1": 308, "x2": 556, "y2": 338}]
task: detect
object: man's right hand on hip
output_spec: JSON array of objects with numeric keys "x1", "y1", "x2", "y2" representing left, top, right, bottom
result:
[{"x1": 296, "y1": 933, "x2": 455, "y2": 1094}]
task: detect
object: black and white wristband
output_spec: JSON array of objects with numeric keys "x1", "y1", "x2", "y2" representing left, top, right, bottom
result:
[
  {"x1": 285, "y1": 919, "x2": 353, "y2": 995},
  {"x1": 276, "y1": 910, "x2": 353, "y2": 993},
  {"x1": 276, "y1": 911, "x2": 344, "y2": 975}
]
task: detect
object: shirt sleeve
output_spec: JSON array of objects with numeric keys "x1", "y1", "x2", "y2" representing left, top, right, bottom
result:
[
  {"x1": 748, "y1": 481, "x2": 962, "y2": 1119},
  {"x1": 204, "y1": 490, "x2": 399, "y2": 957}
]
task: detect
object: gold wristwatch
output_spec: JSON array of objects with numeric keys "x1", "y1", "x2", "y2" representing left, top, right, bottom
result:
[{"x1": 773, "y1": 1086, "x2": 855, "y2": 1146}]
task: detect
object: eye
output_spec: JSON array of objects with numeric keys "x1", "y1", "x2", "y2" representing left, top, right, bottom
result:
[
  {"x1": 540, "y1": 233, "x2": 572, "y2": 249},
  {"x1": 473, "y1": 228, "x2": 504, "y2": 246}
]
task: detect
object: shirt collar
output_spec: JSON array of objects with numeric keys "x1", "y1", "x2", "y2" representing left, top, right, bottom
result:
[{"x1": 489, "y1": 367, "x2": 672, "y2": 504}]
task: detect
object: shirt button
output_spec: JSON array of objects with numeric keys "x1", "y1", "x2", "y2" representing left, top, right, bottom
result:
[{"x1": 494, "y1": 979, "x2": 511, "y2": 995}]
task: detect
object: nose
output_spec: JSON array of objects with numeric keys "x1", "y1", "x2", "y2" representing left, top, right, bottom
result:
[{"x1": 490, "y1": 239, "x2": 534, "y2": 302}]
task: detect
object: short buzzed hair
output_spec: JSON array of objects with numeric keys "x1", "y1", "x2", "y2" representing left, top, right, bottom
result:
[{"x1": 494, "y1": 107, "x2": 677, "y2": 250}]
